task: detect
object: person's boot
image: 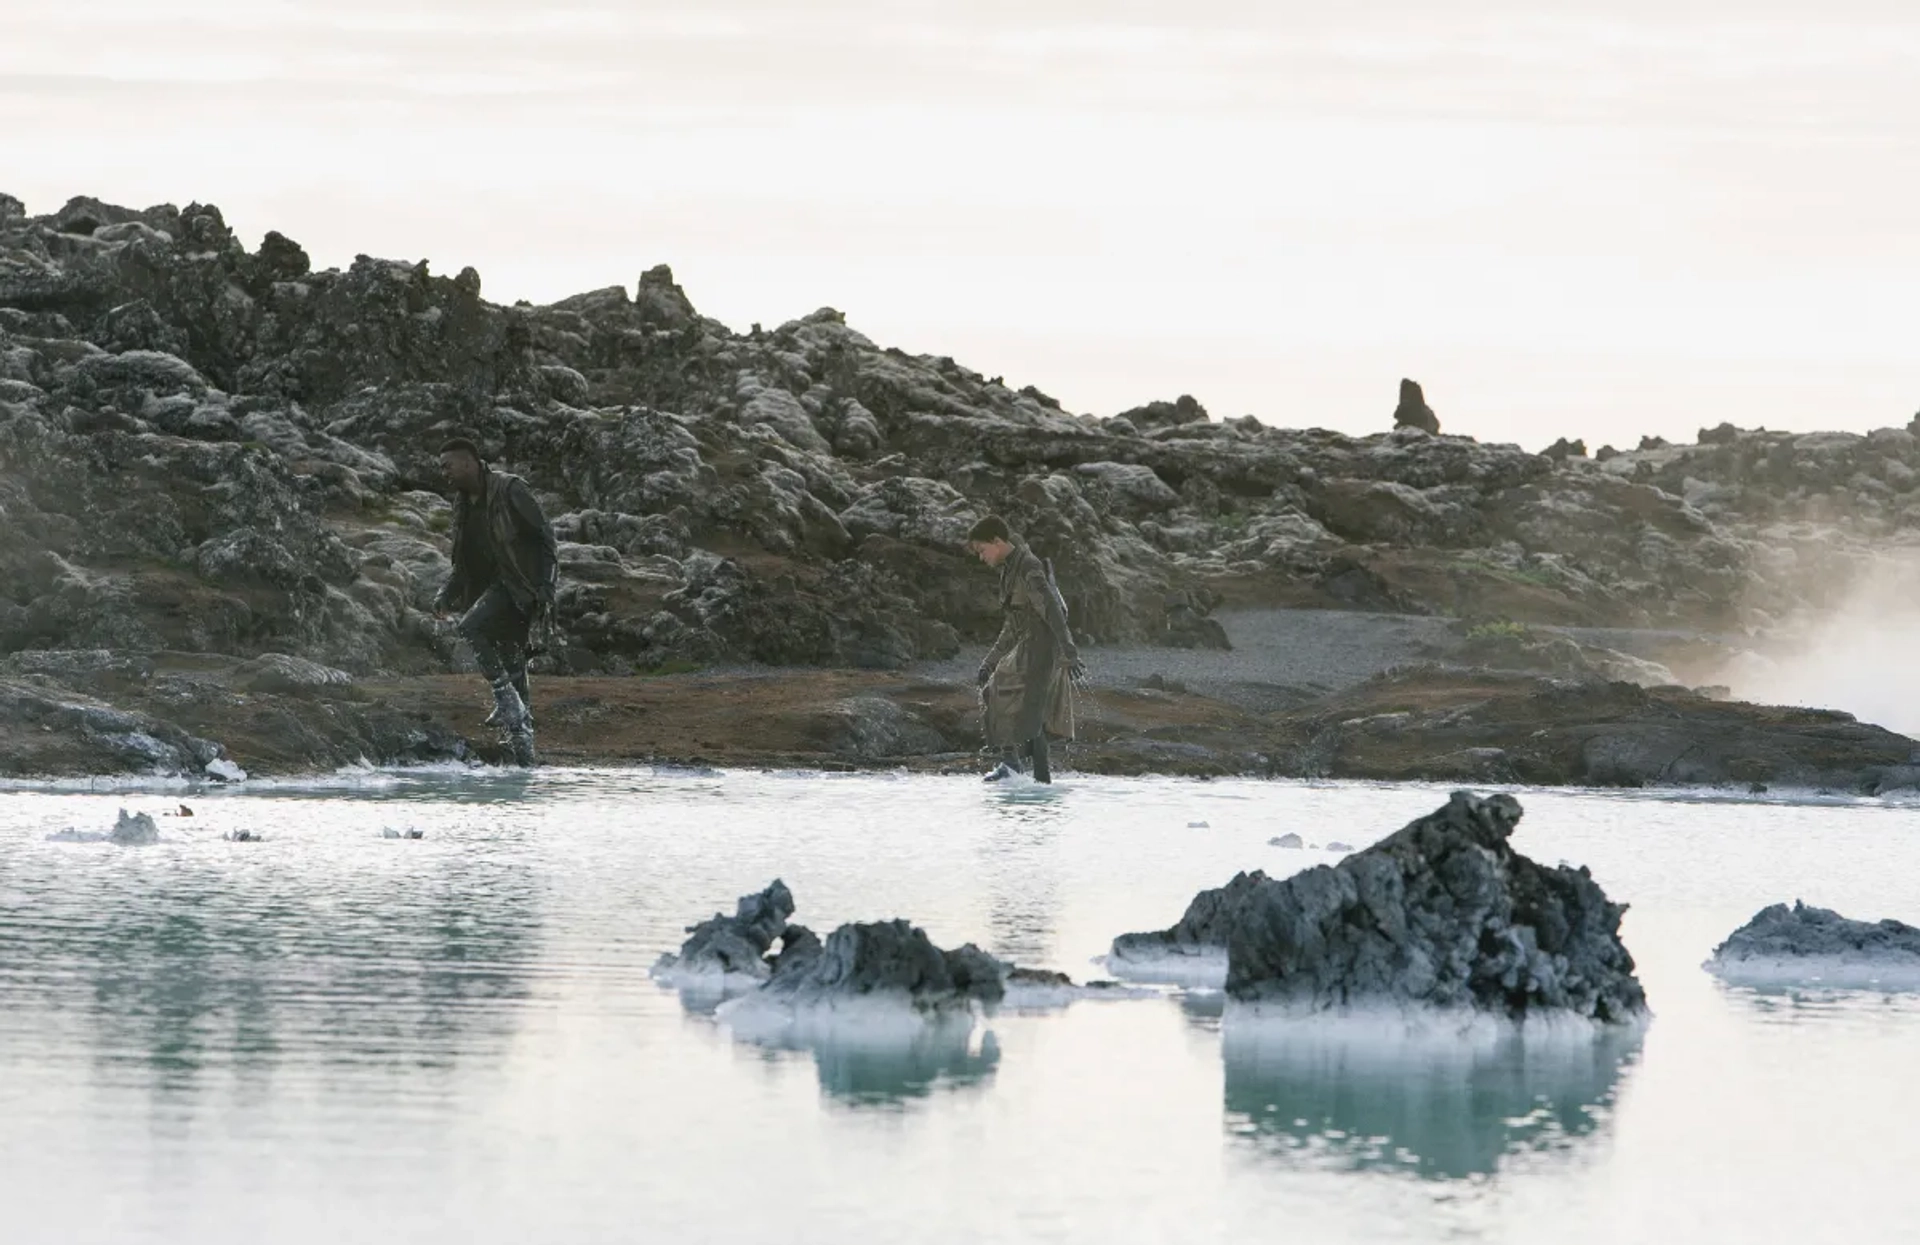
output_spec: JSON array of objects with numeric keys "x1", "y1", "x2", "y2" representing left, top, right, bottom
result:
[
  {"x1": 983, "y1": 745, "x2": 1022, "y2": 782},
  {"x1": 1029, "y1": 733, "x2": 1052, "y2": 784},
  {"x1": 507, "y1": 725, "x2": 537, "y2": 768},
  {"x1": 484, "y1": 670, "x2": 535, "y2": 728},
  {"x1": 488, "y1": 677, "x2": 536, "y2": 767}
]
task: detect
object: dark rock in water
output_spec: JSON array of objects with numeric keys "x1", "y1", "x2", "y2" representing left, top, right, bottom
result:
[
  {"x1": 763, "y1": 919, "x2": 1007, "y2": 1009},
  {"x1": 1391, "y1": 378, "x2": 1440, "y2": 435},
  {"x1": 767, "y1": 923, "x2": 823, "y2": 979},
  {"x1": 1225, "y1": 792, "x2": 1645, "y2": 1022},
  {"x1": 1270, "y1": 833, "x2": 1304, "y2": 849},
  {"x1": 1108, "y1": 869, "x2": 1271, "y2": 983},
  {"x1": 109, "y1": 808, "x2": 158, "y2": 845},
  {"x1": 654, "y1": 879, "x2": 798, "y2": 982},
  {"x1": 1006, "y1": 967, "x2": 1074, "y2": 989},
  {"x1": 1705, "y1": 900, "x2": 1920, "y2": 985}
]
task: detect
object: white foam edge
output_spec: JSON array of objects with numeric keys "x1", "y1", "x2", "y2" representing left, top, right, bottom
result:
[
  {"x1": 996, "y1": 979, "x2": 1159, "y2": 1012},
  {"x1": 1221, "y1": 1001, "x2": 1649, "y2": 1065},
  {"x1": 715, "y1": 990, "x2": 985, "y2": 1047},
  {"x1": 1704, "y1": 954, "x2": 1920, "y2": 991},
  {"x1": 647, "y1": 960, "x2": 768, "y2": 997},
  {"x1": 1097, "y1": 946, "x2": 1228, "y2": 989}
]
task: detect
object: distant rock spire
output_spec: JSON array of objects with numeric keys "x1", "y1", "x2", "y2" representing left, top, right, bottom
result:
[{"x1": 1392, "y1": 378, "x2": 1439, "y2": 434}]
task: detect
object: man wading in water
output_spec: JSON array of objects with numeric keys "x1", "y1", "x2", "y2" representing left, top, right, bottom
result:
[
  {"x1": 967, "y1": 515, "x2": 1087, "y2": 783},
  {"x1": 434, "y1": 437, "x2": 558, "y2": 767}
]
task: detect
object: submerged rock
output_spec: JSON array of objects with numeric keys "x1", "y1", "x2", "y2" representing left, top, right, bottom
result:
[
  {"x1": 47, "y1": 808, "x2": 164, "y2": 845},
  {"x1": 110, "y1": 808, "x2": 159, "y2": 845},
  {"x1": 1270, "y1": 833, "x2": 1304, "y2": 849},
  {"x1": 1704, "y1": 900, "x2": 1920, "y2": 988}
]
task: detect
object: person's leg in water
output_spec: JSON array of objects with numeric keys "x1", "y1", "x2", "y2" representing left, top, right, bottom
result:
[
  {"x1": 1028, "y1": 733, "x2": 1051, "y2": 784},
  {"x1": 488, "y1": 653, "x2": 534, "y2": 728},
  {"x1": 459, "y1": 586, "x2": 536, "y2": 764}
]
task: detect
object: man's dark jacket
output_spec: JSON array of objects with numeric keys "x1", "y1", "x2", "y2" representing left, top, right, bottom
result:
[{"x1": 436, "y1": 469, "x2": 558, "y2": 616}]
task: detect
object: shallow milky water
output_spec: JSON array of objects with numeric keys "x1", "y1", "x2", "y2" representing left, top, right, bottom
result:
[{"x1": 2, "y1": 770, "x2": 1918, "y2": 1244}]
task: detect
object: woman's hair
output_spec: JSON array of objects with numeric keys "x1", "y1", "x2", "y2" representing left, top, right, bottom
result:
[{"x1": 967, "y1": 514, "x2": 1012, "y2": 544}]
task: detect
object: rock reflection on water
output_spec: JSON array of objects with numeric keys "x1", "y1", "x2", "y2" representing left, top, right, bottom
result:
[
  {"x1": 802, "y1": 1021, "x2": 1002, "y2": 1107},
  {"x1": 1221, "y1": 1021, "x2": 1642, "y2": 1180},
  {"x1": 680, "y1": 985, "x2": 1003, "y2": 1109}
]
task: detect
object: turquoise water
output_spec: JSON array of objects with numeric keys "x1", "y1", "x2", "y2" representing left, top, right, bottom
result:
[{"x1": 3, "y1": 770, "x2": 1918, "y2": 1243}]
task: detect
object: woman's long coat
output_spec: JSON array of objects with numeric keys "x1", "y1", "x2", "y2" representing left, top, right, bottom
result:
[{"x1": 981, "y1": 543, "x2": 1077, "y2": 746}]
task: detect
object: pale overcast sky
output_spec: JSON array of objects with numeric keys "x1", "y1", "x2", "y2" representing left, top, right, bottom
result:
[{"x1": 3, "y1": 1, "x2": 1917, "y2": 446}]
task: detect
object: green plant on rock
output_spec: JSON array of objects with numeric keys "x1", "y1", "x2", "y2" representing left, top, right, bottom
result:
[{"x1": 1465, "y1": 619, "x2": 1530, "y2": 641}]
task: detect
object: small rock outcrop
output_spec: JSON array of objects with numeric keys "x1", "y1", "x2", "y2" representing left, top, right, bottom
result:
[
  {"x1": 651, "y1": 879, "x2": 801, "y2": 983},
  {"x1": 1108, "y1": 868, "x2": 1272, "y2": 985},
  {"x1": 1705, "y1": 900, "x2": 1920, "y2": 987},
  {"x1": 1391, "y1": 378, "x2": 1440, "y2": 435},
  {"x1": 763, "y1": 919, "x2": 1007, "y2": 1011},
  {"x1": 658, "y1": 881, "x2": 1122, "y2": 1016}
]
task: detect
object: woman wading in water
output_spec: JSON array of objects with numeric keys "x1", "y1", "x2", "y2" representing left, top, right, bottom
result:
[{"x1": 966, "y1": 515, "x2": 1087, "y2": 783}]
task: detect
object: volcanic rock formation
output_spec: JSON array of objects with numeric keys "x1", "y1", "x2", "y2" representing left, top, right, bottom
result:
[
  {"x1": 655, "y1": 881, "x2": 1120, "y2": 1013},
  {"x1": 8, "y1": 192, "x2": 1920, "y2": 777},
  {"x1": 1113, "y1": 792, "x2": 1648, "y2": 1024},
  {"x1": 1705, "y1": 900, "x2": 1920, "y2": 987}
]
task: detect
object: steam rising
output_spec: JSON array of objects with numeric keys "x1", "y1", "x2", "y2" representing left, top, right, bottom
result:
[{"x1": 1722, "y1": 557, "x2": 1920, "y2": 738}]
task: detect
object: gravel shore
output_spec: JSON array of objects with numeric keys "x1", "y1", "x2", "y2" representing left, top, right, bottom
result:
[{"x1": 911, "y1": 607, "x2": 1733, "y2": 714}]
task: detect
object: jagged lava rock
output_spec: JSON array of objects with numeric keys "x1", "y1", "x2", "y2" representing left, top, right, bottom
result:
[
  {"x1": 651, "y1": 879, "x2": 799, "y2": 983},
  {"x1": 1704, "y1": 900, "x2": 1920, "y2": 988},
  {"x1": 1108, "y1": 868, "x2": 1272, "y2": 986},
  {"x1": 762, "y1": 919, "x2": 1007, "y2": 1011},
  {"x1": 1225, "y1": 792, "x2": 1645, "y2": 1023}
]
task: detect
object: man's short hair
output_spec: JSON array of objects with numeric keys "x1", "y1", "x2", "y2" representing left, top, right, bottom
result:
[
  {"x1": 439, "y1": 437, "x2": 484, "y2": 463},
  {"x1": 967, "y1": 515, "x2": 1012, "y2": 544}
]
